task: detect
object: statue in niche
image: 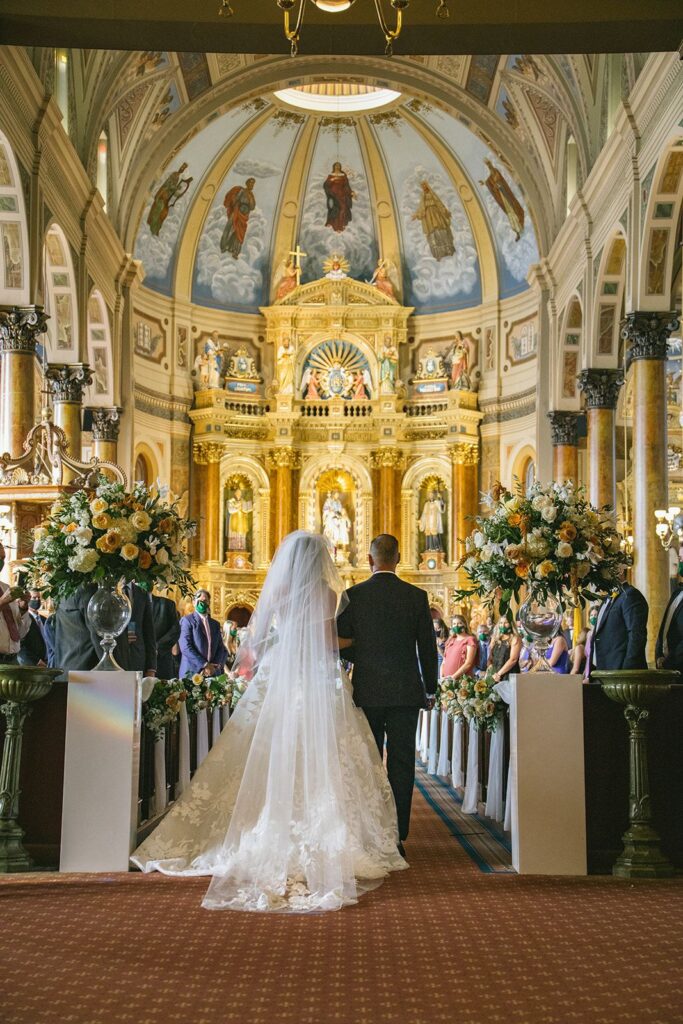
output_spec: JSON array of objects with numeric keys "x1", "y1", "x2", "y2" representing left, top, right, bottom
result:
[
  {"x1": 193, "y1": 332, "x2": 223, "y2": 390},
  {"x1": 276, "y1": 336, "x2": 296, "y2": 396},
  {"x1": 225, "y1": 480, "x2": 254, "y2": 570},
  {"x1": 418, "y1": 489, "x2": 446, "y2": 552},
  {"x1": 379, "y1": 340, "x2": 399, "y2": 395},
  {"x1": 322, "y1": 491, "x2": 352, "y2": 559},
  {"x1": 445, "y1": 333, "x2": 472, "y2": 391}
]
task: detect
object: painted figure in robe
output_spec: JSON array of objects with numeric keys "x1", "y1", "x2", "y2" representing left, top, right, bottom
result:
[
  {"x1": 146, "y1": 163, "x2": 192, "y2": 237},
  {"x1": 479, "y1": 159, "x2": 524, "y2": 241},
  {"x1": 412, "y1": 182, "x2": 455, "y2": 261},
  {"x1": 324, "y1": 162, "x2": 354, "y2": 233},
  {"x1": 221, "y1": 178, "x2": 256, "y2": 258}
]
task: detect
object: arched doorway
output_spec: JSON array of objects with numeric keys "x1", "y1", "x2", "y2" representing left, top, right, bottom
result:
[{"x1": 225, "y1": 604, "x2": 253, "y2": 627}]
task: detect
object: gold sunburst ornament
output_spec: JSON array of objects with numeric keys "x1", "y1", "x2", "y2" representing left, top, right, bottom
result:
[{"x1": 322, "y1": 252, "x2": 350, "y2": 277}]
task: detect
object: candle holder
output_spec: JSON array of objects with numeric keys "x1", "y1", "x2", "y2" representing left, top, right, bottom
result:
[
  {"x1": 593, "y1": 669, "x2": 678, "y2": 878},
  {"x1": 0, "y1": 664, "x2": 61, "y2": 872}
]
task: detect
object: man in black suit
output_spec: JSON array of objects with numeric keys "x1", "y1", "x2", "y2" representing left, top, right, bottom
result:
[
  {"x1": 655, "y1": 585, "x2": 683, "y2": 674},
  {"x1": 53, "y1": 582, "x2": 154, "y2": 676},
  {"x1": 590, "y1": 569, "x2": 648, "y2": 673},
  {"x1": 17, "y1": 591, "x2": 47, "y2": 666},
  {"x1": 123, "y1": 582, "x2": 157, "y2": 677},
  {"x1": 151, "y1": 591, "x2": 181, "y2": 679},
  {"x1": 337, "y1": 534, "x2": 438, "y2": 852}
]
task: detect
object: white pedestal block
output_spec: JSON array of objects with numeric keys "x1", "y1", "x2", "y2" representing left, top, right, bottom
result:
[
  {"x1": 60, "y1": 670, "x2": 142, "y2": 872},
  {"x1": 508, "y1": 673, "x2": 587, "y2": 875}
]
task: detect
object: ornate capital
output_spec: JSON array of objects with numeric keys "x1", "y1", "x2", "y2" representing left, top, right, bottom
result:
[
  {"x1": 448, "y1": 442, "x2": 479, "y2": 466},
  {"x1": 45, "y1": 363, "x2": 93, "y2": 404},
  {"x1": 193, "y1": 441, "x2": 224, "y2": 464},
  {"x1": 267, "y1": 447, "x2": 302, "y2": 470},
  {"x1": 90, "y1": 407, "x2": 122, "y2": 442},
  {"x1": 370, "y1": 447, "x2": 405, "y2": 470},
  {"x1": 621, "y1": 310, "x2": 680, "y2": 364},
  {"x1": 0, "y1": 305, "x2": 49, "y2": 354},
  {"x1": 547, "y1": 411, "x2": 579, "y2": 447},
  {"x1": 577, "y1": 368, "x2": 624, "y2": 409}
]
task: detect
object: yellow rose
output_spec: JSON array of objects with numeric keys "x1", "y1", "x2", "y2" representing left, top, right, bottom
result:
[
  {"x1": 558, "y1": 521, "x2": 578, "y2": 543},
  {"x1": 92, "y1": 513, "x2": 110, "y2": 530},
  {"x1": 515, "y1": 559, "x2": 530, "y2": 579},
  {"x1": 62, "y1": 522, "x2": 78, "y2": 534},
  {"x1": 504, "y1": 495, "x2": 523, "y2": 512},
  {"x1": 90, "y1": 498, "x2": 108, "y2": 515},
  {"x1": 130, "y1": 510, "x2": 152, "y2": 532},
  {"x1": 95, "y1": 534, "x2": 110, "y2": 552},
  {"x1": 537, "y1": 559, "x2": 555, "y2": 579},
  {"x1": 120, "y1": 542, "x2": 140, "y2": 561},
  {"x1": 192, "y1": 673, "x2": 204, "y2": 686}
]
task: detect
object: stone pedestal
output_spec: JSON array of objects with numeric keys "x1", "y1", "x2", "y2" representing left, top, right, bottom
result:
[
  {"x1": 45, "y1": 364, "x2": 93, "y2": 482},
  {"x1": 548, "y1": 411, "x2": 579, "y2": 486},
  {"x1": 577, "y1": 368, "x2": 624, "y2": 512},
  {"x1": 0, "y1": 306, "x2": 48, "y2": 458}
]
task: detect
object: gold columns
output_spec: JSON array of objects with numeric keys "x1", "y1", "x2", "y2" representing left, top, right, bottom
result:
[
  {"x1": 268, "y1": 447, "x2": 301, "y2": 551},
  {"x1": 577, "y1": 368, "x2": 624, "y2": 511},
  {"x1": 45, "y1": 364, "x2": 93, "y2": 483},
  {"x1": 0, "y1": 306, "x2": 48, "y2": 458},
  {"x1": 623, "y1": 311, "x2": 679, "y2": 662},
  {"x1": 89, "y1": 407, "x2": 122, "y2": 466},
  {"x1": 371, "y1": 448, "x2": 404, "y2": 537},
  {"x1": 449, "y1": 442, "x2": 479, "y2": 566},
  {"x1": 548, "y1": 411, "x2": 579, "y2": 485},
  {"x1": 193, "y1": 442, "x2": 223, "y2": 563}
]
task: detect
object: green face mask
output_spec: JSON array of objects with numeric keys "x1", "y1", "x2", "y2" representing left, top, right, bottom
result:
[
  {"x1": 230, "y1": 628, "x2": 238, "y2": 637},
  {"x1": 196, "y1": 600, "x2": 208, "y2": 615},
  {"x1": 451, "y1": 625, "x2": 464, "y2": 635},
  {"x1": 478, "y1": 633, "x2": 487, "y2": 641}
]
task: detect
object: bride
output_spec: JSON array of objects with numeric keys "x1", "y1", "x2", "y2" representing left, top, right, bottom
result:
[{"x1": 131, "y1": 530, "x2": 407, "y2": 912}]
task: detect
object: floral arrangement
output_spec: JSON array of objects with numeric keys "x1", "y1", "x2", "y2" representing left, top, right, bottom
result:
[
  {"x1": 441, "y1": 671, "x2": 504, "y2": 732},
  {"x1": 143, "y1": 672, "x2": 249, "y2": 740},
  {"x1": 26, "y1": 478, "x2": 196, "y2": 600},
  {"x1": 457, "y1": 480, "x2": 628, "y2": 617}
]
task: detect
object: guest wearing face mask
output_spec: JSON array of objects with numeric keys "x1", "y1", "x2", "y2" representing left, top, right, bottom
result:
[
  {"x1": 489, "y1": 619, "x2": 522, "y2": 683},
  {"x1": 17, "y1": 590, "x2": 47, "y2": 667},
  {"x1": 0, "y1": 544, "x2": 30, "y2": 665},
  {"x1": 432, "y1": 617, "x2": 448, "y2": 674},
  {"x1": 475, "y1": 624, "x2": 490, "y2": 674},
  {"x1": 441, "y1": 615, "x2": 477, "y2": 680},
  {"x1": 179, "y1": 590, "x2": 227, "y2": 678},
  {"x1": 223, "y1": 618, "x2": 241, "y2": 668}
]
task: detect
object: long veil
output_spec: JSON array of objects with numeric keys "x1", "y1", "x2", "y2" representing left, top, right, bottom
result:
[{"x1": 200, "y1": 530, "x2": 402, "y2": 911}]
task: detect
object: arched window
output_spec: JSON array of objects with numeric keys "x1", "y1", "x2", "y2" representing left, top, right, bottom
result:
[
  {"x1": 54, "y1": 49, "x2": 70, "y2": 134},
  {"x1": 86, "y1": 289, "x2": 113, "y2": 406},
  {"x1": 43, "y1": 224, "x2": 79, "y2": 362},
  {"x1": 0, "y1": 131, "x2": 29, "y2": 305},
  {"x1": 135, "y1": 453, "x2": 150, "y2": 486},
  {"x1": 565, "y1": 133, "x2": 578, "y2": 214},
  {"x1": 524, "y1": 459, "x2": 536, "y2": 496},
  {"x1": 96, "y1": 131, "x2": 108, "y2": 211}
]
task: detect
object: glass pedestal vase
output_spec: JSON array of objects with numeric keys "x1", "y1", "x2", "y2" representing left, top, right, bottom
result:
[
  {"x1": 86, "y1": 580, "x2": 132, "y2": 671},
  {"x1": 518, "y1": 594, "x2": 562, "y2": 672}
]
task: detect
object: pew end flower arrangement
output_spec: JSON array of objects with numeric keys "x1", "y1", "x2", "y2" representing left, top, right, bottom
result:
[
  {"x1": 456, "y1": 480, "x2": 629, "y2": 620},
  {"x1": 25, "y1": 478, "x2": 197, "y2": 600},
  {"x1": 143, "y1": 671, "x2": 248, "y2": 740},
  {"x1": 440, "y1": 671, "x2": 503, "y2": 732}
]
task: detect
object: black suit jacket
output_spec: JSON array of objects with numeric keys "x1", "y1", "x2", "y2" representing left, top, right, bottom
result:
[
  {"x1": 18, "y1": 613, "x2": 47, "y2": 666},
  {"x1": 336, "y1": 572, "x2": 438, "y2": 708},
  {"x1": 152, "y1": 594, "x2": 180, "y2": 679},
  {"x1": 592, "y1": 582, "x2": 648, "y2": 672},
  {"x1": 53, "y1": 583, "x2": 130, "y2": 676},
  {"x1": 655, "y1": 586, "x2": 683, "y2": 673},
  {"x1": 124, "y1": 584, "x2": 157, "y2": 675}
]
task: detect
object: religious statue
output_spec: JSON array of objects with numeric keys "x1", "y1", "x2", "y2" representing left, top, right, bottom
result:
[
  {"x1": 445, "y1": 333, "x2": 472, "y2": 390},
  {"x1": 302, "y1": 367, "x2": 321, "y2": 400},
  {"x1": 369, "y1": 259, "x2": 396, "y2": 300},
  {"x1": 479, "y1": 159, "x2": 525, "y2": 241},
  {"x1": 146, "y1": 163, "x2": 193, "y2": 237},
  {"x1": 205, "y1": 332, "x2": 224, "y2": 388},
  {"x1": 220, "y1": 177, "x2": 256, "y2": 259},
  {"x1": 226, "y1": 485, "x2": 253, "y2": 552},
  {"x1": 274, "y1": 258, "x2": 298, "y2": 301},
  {"x1": 192, "y1": 349, "x2": 210, "y2": 390},
  {"x1": 276, "y1": 337, "x2": 296, "y2": 396},
  {"x1": 322, "y1": 491, "x2": 352, "y2": 557},
  {"x1": 418, "y1": 490, "x2": 446, "y2": 552},
  {"x1": 323, "y1": 253, "x2": 349, "y2": 280},
  {"x1": 412, "y1": 181, "x2": 455, "y2": 261},
  {"x1": 379, "y1": 340, "x2": 399, "y2": 395},
  {"x1": 324, "y1": 161, "x2": 354, "y2": 233},
  {"x1": 352, "y1": 369, "x2": 371, "y2": 401}
]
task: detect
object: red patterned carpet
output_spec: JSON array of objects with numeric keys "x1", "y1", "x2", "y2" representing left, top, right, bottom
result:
[{"x1": 2, "y1": 785, "x2": 683, "y2": 1024}]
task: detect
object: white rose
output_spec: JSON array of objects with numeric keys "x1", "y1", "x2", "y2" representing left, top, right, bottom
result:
[
  {"x1": 155, "y1": 547, "x2": 169, "y2": 565},
  {"x1": 74, "y1": 526, "x2": 93, "y2": 546},
  {"x1": 556, "y1": 541, "x2": 573, "y2": 558},
  {"x1": 130, "y1": 510, "x2": 152, "y2": 532},
  {"x1": 541, "y1": 505, "x2": 558, "y2": 523},
  {"x1": 473, "y1": 531, "x2": 485, "y2": 548},
  {"x1": 480, "y1": 544, "x2": 494, "y2": 563},
  {"x1": 531, "y1": 495, "x2": 547, "y2": 511}
]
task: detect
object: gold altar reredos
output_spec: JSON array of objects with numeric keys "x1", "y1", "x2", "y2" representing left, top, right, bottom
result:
[{"x1": 189, "y1": 274, "x2": 482, "y2": 621}]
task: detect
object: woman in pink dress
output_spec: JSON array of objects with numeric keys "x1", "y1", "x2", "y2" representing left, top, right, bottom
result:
[{"x1": 441, "y1": 615, "x2": 477, "y2": 680}]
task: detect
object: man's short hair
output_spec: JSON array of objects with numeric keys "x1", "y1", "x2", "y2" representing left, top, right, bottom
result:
[
  {"x1": 194, "y1": 589, "x2": 210, "y2": 601},
  {"x1": 370, "y1": 534, "x2": 399, "y2": 565}
]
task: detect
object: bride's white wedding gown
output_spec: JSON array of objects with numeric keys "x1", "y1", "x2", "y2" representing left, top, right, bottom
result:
[{"x1": 131, "y1": 532, "x2": 407, "y2": 912}]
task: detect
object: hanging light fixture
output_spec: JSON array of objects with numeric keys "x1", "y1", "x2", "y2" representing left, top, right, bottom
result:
[{"x1": 219, "y1": 0, "x2": 450, "y2": 56}]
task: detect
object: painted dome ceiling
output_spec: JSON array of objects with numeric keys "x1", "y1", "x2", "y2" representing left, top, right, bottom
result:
[{"x1": 133, "y1": 83, "x2": 539, "y2": 316}]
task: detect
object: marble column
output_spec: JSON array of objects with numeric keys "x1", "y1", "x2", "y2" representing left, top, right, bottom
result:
[
  {"x1": 45, "y1": 363, "x2": 93, "y2": 482},
  {"x1": 0, "y1": 306, "x2": 48, "y2": 458},
  {"x1": 449, "y1": 442, "x2": 479, "y2": 567},
  {"x1": 268, "y1": 447, "x2": 301, "y2": 550},
  {"x1": 90, "y1": 407, "x2": 122, "y2": 466},
  {"x1": 548, "y1": 411, "x2": 579, "y2": 485},
  {"x1": 371, "y1": 448, "x2": 403, "y2": 537},
  {"x1": 622, "y1": 311, "x2": 680, "y2": 662},
  {"x1": 193, "y1": 442, "x2": 223, "y2": 563},
  {"x1": 577, "y1": 368, "x2": 624, "y2": 511}
]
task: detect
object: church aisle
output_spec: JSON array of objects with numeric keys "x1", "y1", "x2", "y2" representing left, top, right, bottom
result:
[{"x1": 1, "y1": 786, "x2": 683, "y2": 1024}]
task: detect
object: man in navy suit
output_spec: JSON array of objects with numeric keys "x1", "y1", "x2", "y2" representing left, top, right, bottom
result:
[
  {"x1": 590, "y1": 568, "x2": 648, "y2": 673},
  {"x1": 179, "y1": 589, "x2": 227, "y2": 677}
]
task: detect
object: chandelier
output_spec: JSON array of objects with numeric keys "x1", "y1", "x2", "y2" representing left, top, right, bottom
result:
[{"x1": 218, "y1": 0, "x2": 451, "y2": 56}]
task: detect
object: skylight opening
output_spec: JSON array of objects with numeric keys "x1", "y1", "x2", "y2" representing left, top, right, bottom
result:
[{"x1": 274, "y1": 84, "x2": 401, "y2": 113}]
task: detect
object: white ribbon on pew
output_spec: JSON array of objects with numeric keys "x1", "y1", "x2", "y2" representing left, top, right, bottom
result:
[
  {"x1": 212, "y1": 707, "x2": 221, "y2": 746},
  {"x1": 485, "y1": 723, "x2": 505, "y2": 822},
  {"x1": 493, "y1": 679, "x2": 513, "y2": 831},
  {"x1": 437, "y1": 710, "x2": 451, "y2": 776},
  {"x1": 419, "y1": 710, "x2": 429, "y2": 763},
  {"x1": 427, "y1": 708, "x2": 439, "y2": 774},
  {"x1": 462, "y1": 718, "x2": 480, "y2": 813},
  {"x1": 177, "y1": 701, "x2": 191, "y2": 796},
  {"x1": 451, "y1": 716, "x2": 464, "y2": 789},
  {"x1": 415, "y1": 710, "x2": 422, "y2": 753},
  {"x1": 152, "y1": 734, "x2": 167, "y2": 816},
  {"x1": 196, "y1": 707, "x2": 209, "y2": 767}
]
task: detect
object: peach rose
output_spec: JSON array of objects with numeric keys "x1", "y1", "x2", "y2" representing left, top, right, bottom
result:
[
  {"x1": 558, "y1": 521, "x2": 577, "y2": 542},
  {"x1": 515, "y1": 560, "x2": 530, "y2": 579},
  {"x1": 138, "y1": 550, "x2": 153, "y2": 569}
]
